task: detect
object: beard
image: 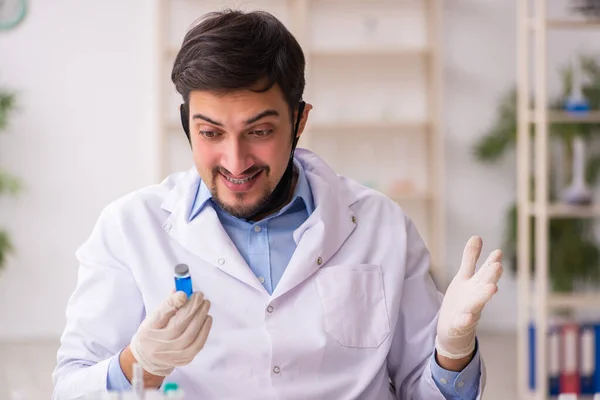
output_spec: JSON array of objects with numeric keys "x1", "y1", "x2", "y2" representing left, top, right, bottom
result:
[{"x1": 209, "y1": 165, "x2": 273, "y2": 220}]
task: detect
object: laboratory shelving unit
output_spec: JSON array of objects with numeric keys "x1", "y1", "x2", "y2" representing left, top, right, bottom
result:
[
  {"x1": 154, "y1": 0, "x2": 446, "y2": 286},
  {"x1": 516, "y1": 1, "x2": 600, "y2": 399}
]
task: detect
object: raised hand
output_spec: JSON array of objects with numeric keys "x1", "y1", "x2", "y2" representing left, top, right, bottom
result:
[{"x1": 435, "y1": 236, "x2": 503, "y2": 360}]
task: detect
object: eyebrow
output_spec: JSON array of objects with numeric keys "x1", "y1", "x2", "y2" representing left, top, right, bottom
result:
[
  {"x1": 245, "y1": 110, "x2": 279, "y2": 125},
  {"x1": 192, "y1": 109, "x2": 280, "y2": 127}
]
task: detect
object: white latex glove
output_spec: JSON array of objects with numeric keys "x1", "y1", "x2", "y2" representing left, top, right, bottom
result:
[
  {"x1": 435, "y1": 236, "x2": 503, "y2": 359},
  {"x1": 130, "y1": 291, "x2": 213, "y2": 376}
]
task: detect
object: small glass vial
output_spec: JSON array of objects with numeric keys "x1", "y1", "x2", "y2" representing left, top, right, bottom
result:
[
  {"x1": 174, "y1": 263, "x2": 193, "y2": 298},
  {"x1": 131, "y1": 362, "x2": 144, "y2": 399}
]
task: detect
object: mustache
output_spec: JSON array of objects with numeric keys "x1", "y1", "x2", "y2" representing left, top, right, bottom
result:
[{"x1": 213, "y1": 165, "x2": 269, "y2": 178}]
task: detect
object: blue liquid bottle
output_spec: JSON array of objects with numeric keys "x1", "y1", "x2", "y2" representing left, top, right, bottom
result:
[
  {"x1": 174, "y1": 263, "x2": 193, "y2": 298},
  {"x1": 564, "y1": 56, "x2": 590, "y2": 114}
]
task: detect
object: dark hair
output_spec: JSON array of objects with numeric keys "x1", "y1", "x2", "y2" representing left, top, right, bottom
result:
[{"x1": 171, "y1": 9, "x2": 306, "y2": 113}]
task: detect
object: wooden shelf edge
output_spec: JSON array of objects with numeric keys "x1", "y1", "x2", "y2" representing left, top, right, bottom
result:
[
  {"x1": 308, "y1": 121, "x2": 430, "y2": 131},
  {"x1": 166, "y1": 47, "x2": 432, "y2": 59},
  {"x1": 528, "y1": 110, "x2": 600, "y2": 124},
  {"x1": 310, "y1": 47, "x2": 431, "y2": 57},
  {"x1": 529, "y1": 202, "x2": 600, "y2": 218},
  {"x1": 388, "y1": 192, "x2": 433, "y2": 203},
  {"x1": 547, "y1": 19, "x2": 600, "y2": 29},
  {"x1": 527, "y1": 18, "x2": 600, "y2": 30},
  {"x1": 548, "y1": 293, "x2": 600, "y2": 309}
]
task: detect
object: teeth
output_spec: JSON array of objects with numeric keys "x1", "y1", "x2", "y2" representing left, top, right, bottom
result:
[{"x1": 225, "y1": 173, "x2": 256, "y2": 184}]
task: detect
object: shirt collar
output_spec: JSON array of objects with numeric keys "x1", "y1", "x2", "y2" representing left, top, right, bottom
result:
[{"x1": 188, "y1": 158, "x2": 314, "y2": 222}]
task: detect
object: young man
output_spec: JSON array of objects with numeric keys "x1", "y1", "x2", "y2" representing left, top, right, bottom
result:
[{"x1": 53, "y1": 9, "x2": 503, "y2": 400}]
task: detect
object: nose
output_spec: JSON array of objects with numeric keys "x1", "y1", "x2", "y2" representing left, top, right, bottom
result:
[{"x1": 220, "y1": 138, "x2": 253, "y2": 177}]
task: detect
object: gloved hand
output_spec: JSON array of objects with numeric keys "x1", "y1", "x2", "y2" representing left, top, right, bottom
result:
[
  {"x1": 435, "y1": 236, "x2": 503, "y2": 359},
  {"x1": 129, "y1": 291, "x2": 213, "y2": 376}
]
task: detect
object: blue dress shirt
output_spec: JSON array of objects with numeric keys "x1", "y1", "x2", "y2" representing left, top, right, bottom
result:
[
  {"x1": 107, "y1": 159, "x2": 481, "y2": 398},
  {"x1": 187, "y1": 159, "x2": 316, "y2": 294}
]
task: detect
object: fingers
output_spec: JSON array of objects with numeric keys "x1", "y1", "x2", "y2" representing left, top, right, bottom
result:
[
  {"x1": 473, "y1": 258, "x2": 504, "y2": 285},
  {"x1": 187, "y1": 315, "x2": 213, "y2": 356},
  {"x1": 151, "y1": 291, "x2": 189, "y2": 329},
  {"x1": 174, "y1": 299, "x2": 211, "y2": 349},
  {"x1": 486, "y1": 249, "x2": 503, "y2": 264},
  {"x1": 462, "y1": 283, "x2": 498, "y2": 315},
  {"x1": 165, "y1": 314, "x2": 213, "y2": 366},
  {"x1": 457, "y1": 236, "x2": 483, "y2": 279},
  {"x1": 166, "y1": 292, "x2": 205, "y2": 336}
]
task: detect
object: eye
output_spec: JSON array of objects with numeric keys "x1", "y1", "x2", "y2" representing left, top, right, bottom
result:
[
  {"x1": 199, "y1": 130, "x2": 221, "y2": 139},
  {"x1": 251, "y1": 129, "x2": 273, "y2": 137}
]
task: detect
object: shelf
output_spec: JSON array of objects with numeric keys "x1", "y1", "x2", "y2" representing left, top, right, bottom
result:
[
  {"x1": 389, "y1": 191, "x2": 431, "y2": 202},
  {"x1": 515, "y1": 3, "x2": 600, "y2": 399},
  {"x1": 308, "y1": 120, "x2": 429, "y2": 132},
  {"x1": 165, "y1": 46, "x2": 431, "y2": 60},
  {"x1": 548, "y1": 19, "x2": 600, "y2": 29},
  {"x1": 309, "y1": 46, "x2": 430, "y2": 57},
  {"x1": 529, "y1": 203, "x2": 600, "y2": 218},
  {"x1": 548, "y1": 293, "x2": 600, "y2": 309},
  {"x1": 527, "y1": 18, "x2": 600, "y2": 30},
  {"x1": 528, "y1": 110, "x2": 600, "y2": 124},
  {"x1": 384, "y1": 191, "x2": 433, "y2": 206}
]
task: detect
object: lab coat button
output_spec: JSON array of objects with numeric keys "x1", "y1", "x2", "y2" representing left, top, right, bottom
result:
[
  {"x1": 316, "y1": 257, "x2": 323, "y2": 265},
  {"x1": 267, "y1": 305, "x2": 274, "y2": 313},
  {"x1": 217, "y1": 258, "x2": 225, "y2": 265},
  {"x1": 273, "y1": 366, "x2": 280, "y2": 374},
  {"x1": 351, "y1": 215, "x2": 357, "y2": 223},
  {"x1": 254, "y1": 225, "x2": 262, "y2": 232},
  {"x1": 163, "y1": 224, "x2": 172, "y2": 231}
]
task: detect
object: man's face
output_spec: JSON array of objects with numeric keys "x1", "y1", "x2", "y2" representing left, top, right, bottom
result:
[{"x1": 188, "y1": 83, "x2": 311, "y2": 219}]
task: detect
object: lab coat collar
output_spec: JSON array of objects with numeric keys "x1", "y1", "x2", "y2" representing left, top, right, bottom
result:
[
  {"x1": 160, "y1": 148, "x2": 359, "y2": 298},
  {"x1": 160, "y1": 170, "x2": 267, "y2": 293},
  {"x1": 271, "y1": 148, "x2": 358, "y2": 299}
]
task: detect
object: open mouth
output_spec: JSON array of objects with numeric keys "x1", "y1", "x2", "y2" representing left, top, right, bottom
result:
[
  {"x1": 220, "y1": 169, "x2": 263, "y2": 185},
  {"x1": 223, "y1": 172, "x2": 259, "y2": 184}
]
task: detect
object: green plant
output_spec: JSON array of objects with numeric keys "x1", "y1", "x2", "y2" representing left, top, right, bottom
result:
[
  {"x1": 473, "y1": 54, "x2": 600, "y2": 292},
  {"x1": 0, "y1": 89, "x2": 20, "y2": 270}
]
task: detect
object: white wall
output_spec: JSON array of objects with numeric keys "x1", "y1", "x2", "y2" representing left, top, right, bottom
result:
[
  {"x1": 442, "y1": 1, "x2": 519, "y2": 332},
  {"x1": 1, "y1": 0, "x2": 595, "y2": 340},
  {"x1": 0, "y1": 0, "x2": 159, "y2": 339}
]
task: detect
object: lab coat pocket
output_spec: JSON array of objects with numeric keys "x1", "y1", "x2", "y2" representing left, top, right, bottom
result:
[{"x1": 315, "y1": 264, "x2": 390, "y2": 348}]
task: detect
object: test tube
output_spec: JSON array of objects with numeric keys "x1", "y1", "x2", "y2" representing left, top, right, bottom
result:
[
  {"x1": 132, "y1": 362, "x2": 144, "y2": 398},
  {"x1": 143, "y1": 390, "x2": 165, "y2": 400},
  {"x1": 174, "y1": 263, "x2": 193, "y2": 298}
]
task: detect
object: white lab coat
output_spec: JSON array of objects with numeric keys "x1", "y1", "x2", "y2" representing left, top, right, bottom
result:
[{"x1": 52, "y1": 149, "x2": 486, "y2": 400}]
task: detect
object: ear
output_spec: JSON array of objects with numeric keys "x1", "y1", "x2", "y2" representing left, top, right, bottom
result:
[{"x1": 295, "y1": 103, "x2": 313, "y2": 139}]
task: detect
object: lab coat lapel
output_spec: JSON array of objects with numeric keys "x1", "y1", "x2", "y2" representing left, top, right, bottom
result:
[
  {"x1": 272, "y1": 151, "x2": 358, "y2": 300},
  {"x1": 161, "y1": 171, "x2": 266, "y2": 293}
]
